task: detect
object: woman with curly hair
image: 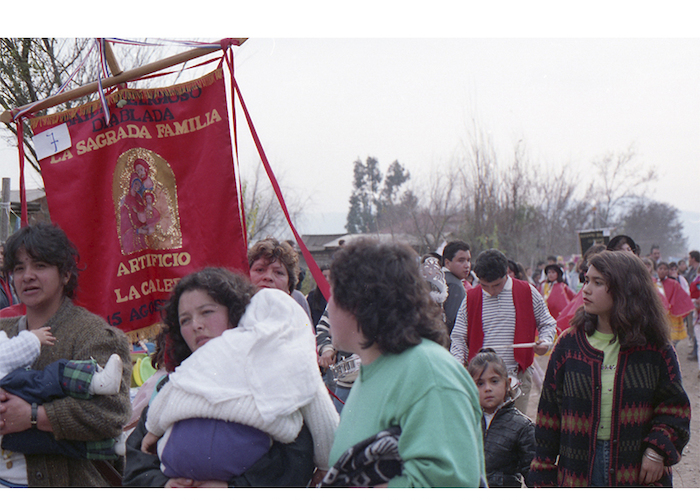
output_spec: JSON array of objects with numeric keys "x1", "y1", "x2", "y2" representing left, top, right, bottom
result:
[
  {"x1": 323, "y1": 239, "x2": 485, "y2": 487},
  {"x1": 124, "y1": 267, "x2": 338, "y2": 487},
  {"x1": 248, "y1": 237, "x2": 312, "y2": 318},
  {"x1": 529, "y1": 250, "x2": 690, "y2": 487}
]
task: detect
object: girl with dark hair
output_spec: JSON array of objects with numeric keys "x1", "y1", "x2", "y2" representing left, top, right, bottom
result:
[
  {"x1": 529, "y1": 251, "x2": 690, "y2": 487},
  {"x1": 468, "y1": 349, "x2": 535, "y2": 488},
  {"x1": 555, "y1": 243, "x2": 607, "y2": 334},
  {"x1": 124, "y1": 268, "x2": 337, "y2": 487},
  {"x1": 323, "y1": 239, "x2": 485, "y2": 487}
]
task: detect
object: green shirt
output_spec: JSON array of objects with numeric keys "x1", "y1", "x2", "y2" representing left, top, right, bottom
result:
[
  {"x1": 329, "y1": 339, "x2": 485, "y2": 487},
  {"x1": 588, "y1": 330, "x2": 620, "y2": 441}
]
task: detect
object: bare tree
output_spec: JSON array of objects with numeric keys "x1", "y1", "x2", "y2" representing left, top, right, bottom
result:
[
  {"x1": 401, "y1": 162, "x2": 464, "y2": 252},
  {"x1": 588, "y1": 144, "x2": 657, "y2": 226},
  {"x1": 1, "y1": 38, "x2": 167, "y2": 174},
  {"x1": 242, "y1": 162, "x2": 306, "y2": 243}
]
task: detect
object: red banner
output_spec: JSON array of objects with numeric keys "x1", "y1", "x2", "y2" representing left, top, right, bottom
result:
[{"x1": 30, "y1": 69, "x2": 248, "y2": 342}]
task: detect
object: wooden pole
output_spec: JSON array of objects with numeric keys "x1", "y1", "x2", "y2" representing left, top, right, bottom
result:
[
  {"x1": 0, "y1": 179, "x2": 10, "y2": 243},
  {"x1": 0, "y1": 38, "x2": 247, "y2": 124},
  {"x1": 103, "y1": 40, "x2": 123, "y2": 77}
]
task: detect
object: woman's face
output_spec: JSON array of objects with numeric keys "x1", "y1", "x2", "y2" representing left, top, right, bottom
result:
[
  {"x1": 12, "y1": 248, "x2": 68, "y2": 315},
  {"x1": 582, "y1": 265, "x2": 614, "y2": 319},
  {"x1": 249, "y1": 258, "x2": 290, "y2": 293},
  {"x1": 619, "y1": 242, "x2": 633, "y2": 252},
  {"x1": 546, "y1": 269, "x2": 558, "y2": 282},
  {"x1": 328, "y1": 294, "x2": 361, "y2": 354},
  {"x1": 178, "y1": 289, "x2": 232, "y2": 352}
]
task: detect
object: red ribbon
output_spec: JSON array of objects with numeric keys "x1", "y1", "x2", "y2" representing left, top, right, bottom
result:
[
  {"x1": 14, "y1": 117, "x2": 28, "y2": 227},
  {"x1": 231, "y1": 76, "x2": 331, "y2": 301}
]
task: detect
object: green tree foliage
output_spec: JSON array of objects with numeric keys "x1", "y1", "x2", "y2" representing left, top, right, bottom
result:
[{"x1": 345, "y1": 157, "x2": 413, "y2": 234}]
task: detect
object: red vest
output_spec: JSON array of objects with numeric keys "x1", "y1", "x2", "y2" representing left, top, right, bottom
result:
[{"x1": 466, "y1": 278, "x2": 537, "y2": 372}]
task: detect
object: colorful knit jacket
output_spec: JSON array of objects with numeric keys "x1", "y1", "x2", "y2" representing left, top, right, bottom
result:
[{"x1": 528, "y1": 327, "x2": 690, "y2": 487}]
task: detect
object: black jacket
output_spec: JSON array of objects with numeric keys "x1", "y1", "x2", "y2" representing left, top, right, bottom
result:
[{"x1": 482, "y1": 399, "x2": 535, "y2": 487}]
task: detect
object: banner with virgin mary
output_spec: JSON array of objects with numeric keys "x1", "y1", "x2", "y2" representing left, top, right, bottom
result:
[{"x1": 29, "y1": 68, "x2": 248, "y2": 342}]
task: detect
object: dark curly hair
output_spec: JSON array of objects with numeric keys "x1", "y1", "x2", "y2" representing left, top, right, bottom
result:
[
  {"x1": 157, "y1": 267, "x2": 257, "y2": 372},
  {"x1": 571, "y1": 250, "x2": 670, "y2": 349},
  {"x1": 472, "y1": 249, "x2": 508, "y2": 283},
  {"x1": 247, "y1": 237, "x2": 299, "y2": 294},
  {"x1": 329, "y1": 239, "x2": 449, "y2": 354},
  {"x1": 3, "y1": 223, "x2": 81, "y2": 299}
]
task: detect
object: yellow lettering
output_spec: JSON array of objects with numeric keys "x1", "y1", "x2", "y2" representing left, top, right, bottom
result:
[
  {"x1": 96, "y1": 134, "x2": 106, "y2": 148},
  {"x1": 129, "y1": 258, "x2": 141, "y2": 274},
  {"x1": 117, "y1": 127, "x2": 127, "y2": 140},
  {"x1": 174, "y1": 121, "x2": 189, "y2": 135},
  {"x1": 162, "y1": 254, "x2": 172, "y2": 267},
  {"x1": 178, "y1": 252, "x2": 191, "y2": 266},
  {"x1": 139, "y1": 126, "x2": 152, "y2": 139},
  {"x1": 114, "y1": 288, "x2": 129, "y2": 303},
  {"x1": 86, "y1": 137, "x2": 98, "y2": 152},
  {"x1": 49, "y1": 150, "x2": 73, "y2": 164},
  {"x1": 141, "y1": 280, "x2": 155, "y2": 296},
  {"x1": 127, "y1": 124, "x2": 141, "y2": 138},
  {"x1": 163, "y1": 278, "x2": 174, "y2": 292},
  {"x1": 128, "y1": 286, "x2": 141, "y2": 301},
  {"x1": 105, "y1": 130, "x2": 117, "y2": 145},
  {"x1": 209, "y1": 108, "x2": 221, "y2": 123},
  {"x1": 116, "y1": 262, "x2": 130, "y2": 277}
]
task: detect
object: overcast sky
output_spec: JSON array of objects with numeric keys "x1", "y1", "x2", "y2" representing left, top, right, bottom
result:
[{"x1": 3, "y1": 3, "x2": 699, "y2": 249}]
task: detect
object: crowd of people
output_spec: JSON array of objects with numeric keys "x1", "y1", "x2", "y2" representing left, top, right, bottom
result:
[{"x1": 0, "y1": 223, "x2": 694, "y2": 487}]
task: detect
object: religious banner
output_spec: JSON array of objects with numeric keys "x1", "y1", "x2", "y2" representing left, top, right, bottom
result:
[{"x1": 29, "y1": 68, "x2": 248, "y2": 342}]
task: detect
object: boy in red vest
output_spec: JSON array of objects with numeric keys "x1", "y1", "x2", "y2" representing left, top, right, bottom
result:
[{"x1": 450, "y1": 249, "x2": 556, "y2": 414}]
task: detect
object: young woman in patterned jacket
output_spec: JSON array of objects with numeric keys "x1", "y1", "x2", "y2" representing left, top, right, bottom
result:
[{"x1": 529, "y1": 250, "x2": 690, "y2": 487}]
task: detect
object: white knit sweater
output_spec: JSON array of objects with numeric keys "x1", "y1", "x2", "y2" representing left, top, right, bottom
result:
[{"x1": 145, "y1": 288, "x2": 339, "y2": 470}]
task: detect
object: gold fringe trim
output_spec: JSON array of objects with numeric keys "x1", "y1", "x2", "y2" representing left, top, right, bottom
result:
[
  {"x1": 30, "y1": 68, "x2": 224, "y2": 129},
  {"x1": 125, "y1": 322, "x2": 163, "y2": 344}
]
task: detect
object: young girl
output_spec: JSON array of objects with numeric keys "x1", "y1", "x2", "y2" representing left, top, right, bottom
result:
[
  {"x1": 529, "y1": 250, "x2": 691, "y2": 487},
  {"x1": 468, "y1": 349, "x2": 535, "y2": 488}
]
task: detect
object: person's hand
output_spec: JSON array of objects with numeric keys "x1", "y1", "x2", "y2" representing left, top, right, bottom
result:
[
  {"x1": 0, "y1": 390, "x2": 31, "y2": 435},
  {"x1": 309, "y1": 468, "x2": 327, "y2": 487},
  {"x1": 165, "y1": 478, "x2": 197, "y2": 488},
  {"x1": 164, "y1": 478, "x2": 228, "y2": 488},
  {"x1": 193, "y1": 480, "x2": 228, "y2": 488},
  {"x1": 30, "y1": 327, "x2": 56, "y2": 347},
  {"x1": 533, "y1": 340, "x2": 550, "y2": 356},
  {"x1": 639, "y1": 450, "x2": 665, "y2": 484},
  {"x1": 318, "y1": 349, "x2": 336, "y2": 369},
  {"x1": 140, "y1": 431, "x2": 160, "y2": 454}
]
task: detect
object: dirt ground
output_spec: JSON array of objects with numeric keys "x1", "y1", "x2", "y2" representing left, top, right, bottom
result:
[{"x1": 525, "y1": 335, "x2": 700, "y2": 488}]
